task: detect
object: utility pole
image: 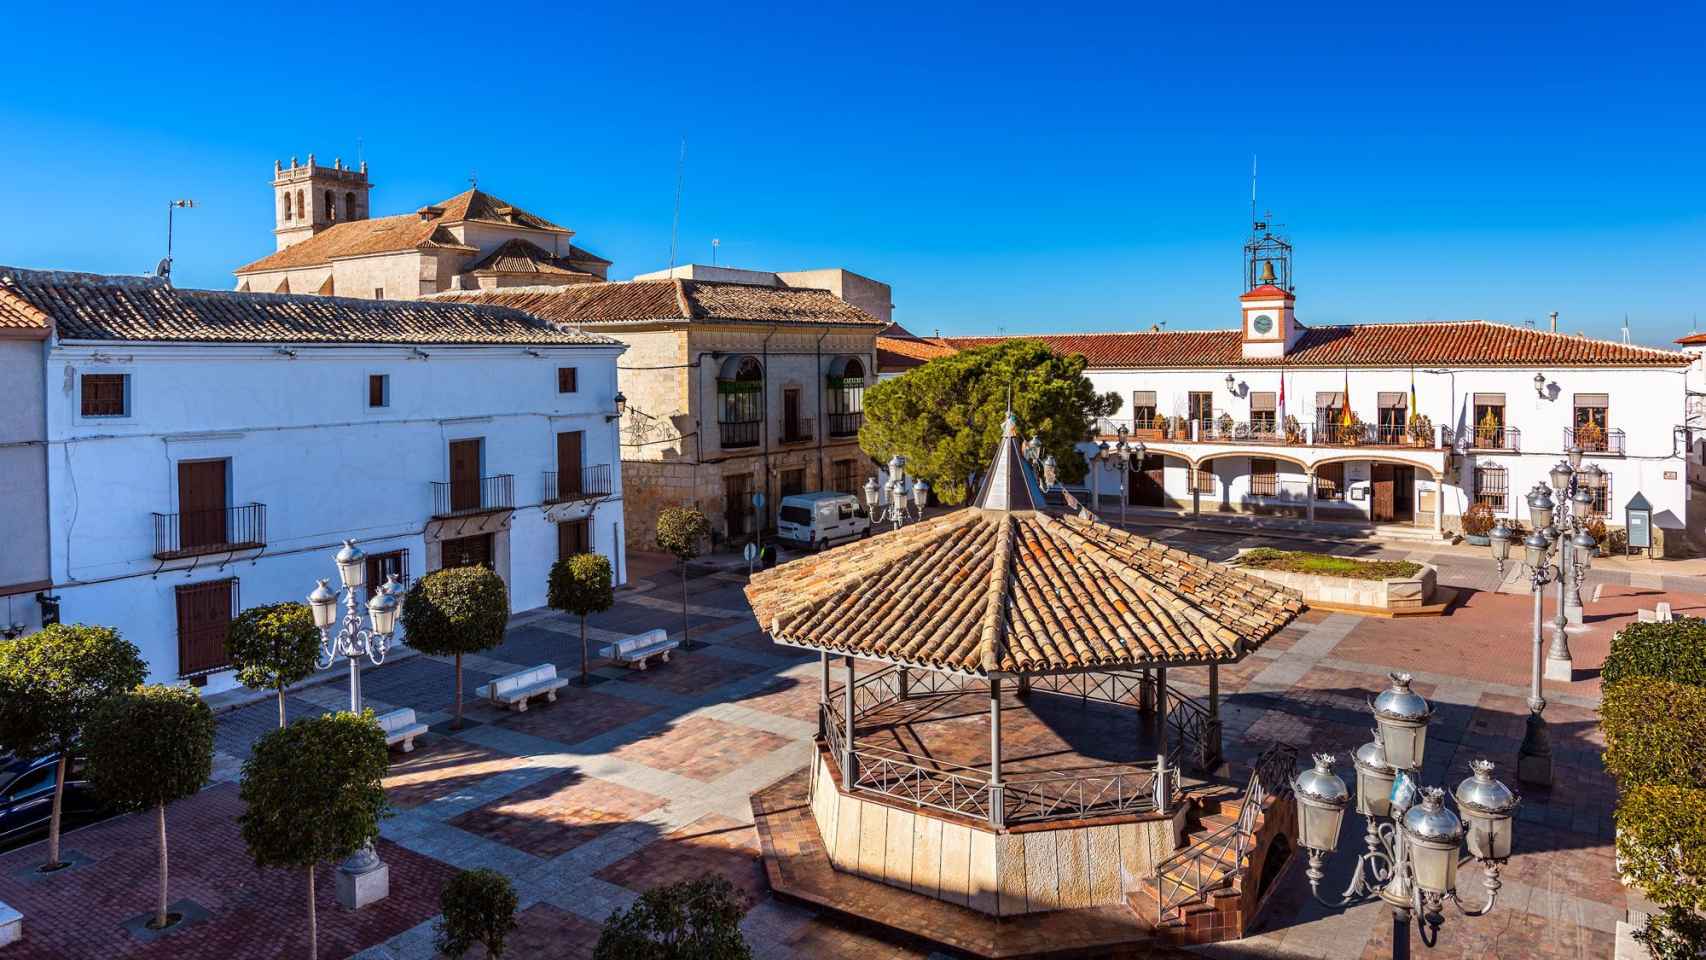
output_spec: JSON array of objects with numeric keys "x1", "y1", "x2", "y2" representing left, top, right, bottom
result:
[{"x1": 158, "y1": 200, "x2": 196, "y2": 284}]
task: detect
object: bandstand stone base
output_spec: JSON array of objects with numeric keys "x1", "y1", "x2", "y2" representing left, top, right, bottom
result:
[{"x1": 806, "y1": 750, "x2": 1187, "y2": 917}]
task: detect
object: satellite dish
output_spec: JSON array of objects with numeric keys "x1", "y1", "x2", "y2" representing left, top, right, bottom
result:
[{"x1": 155, "y1": 257, "x2": 172, "y2": 278}]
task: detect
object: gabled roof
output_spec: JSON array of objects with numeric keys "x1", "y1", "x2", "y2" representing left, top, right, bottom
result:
[
  {"x1": 463, "y1": 239, "x2": 602, "y2": 283},
  {"x1": 942, "y1": 320, "x2": 1690, "y2": 369},
  {"x1": 876, "y1": 334, "x2": 958, "y2": 370},
  {"x1": 745, "y1": 423, "x2": 1302, "y2": 675},
  {"x1": 234, "y1": 189, "x2": 565, "y2": 275},
  {"x1": 428, "y1": 279, "x2": 886, "y2": 328},
  {"x1": 565, "y1": 243, "x2": 611, "y2": 266},
  {"x1": 1676, "y1": 332, "x2": 1706, "y2": 347},
  {"x1": 0, "y1": 283, "x2": 51, "y2": 338},
  {"x1": 0, "y1": 267, "x2": 620, "y2": 347}
]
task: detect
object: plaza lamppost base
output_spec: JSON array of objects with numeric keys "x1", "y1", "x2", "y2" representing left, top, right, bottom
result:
[
  {"x1": 1516, "y1": 713, "x2": 1553, "y2": 785},
  {"x1": 336, "y1": 845, "x2": 390, "y2": 910},
  {"x1": 1542, "y1": 656, "x2": 1574, "y2": 683}
]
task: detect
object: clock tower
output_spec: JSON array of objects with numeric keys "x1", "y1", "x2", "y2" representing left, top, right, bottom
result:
[{"x1": 1239, "y1": 220, "x2": 1302, "y2": 360}]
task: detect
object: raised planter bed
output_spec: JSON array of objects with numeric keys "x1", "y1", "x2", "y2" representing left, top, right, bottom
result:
[{"x1": 1231, "y1": 548, "x2": 1442, "y2": 615}]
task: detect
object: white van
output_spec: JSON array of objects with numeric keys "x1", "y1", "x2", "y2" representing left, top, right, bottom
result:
[{"x1": 776, "y1": 492, "x2": 871, "y2": 550}]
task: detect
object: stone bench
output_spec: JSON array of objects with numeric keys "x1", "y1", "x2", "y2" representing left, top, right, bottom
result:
[
  {"x1": 375, "y1": 707, "x2": 428, "y2": 753},
  {"x1": 475, "y1": 663, "x2": 568, "y2": 712},
  {"x1": 600, "y1": 628, "x2": 678, "y2": 670},
  {"x1": 0, "y1": 899, "x2": 19, "y2": 947}
]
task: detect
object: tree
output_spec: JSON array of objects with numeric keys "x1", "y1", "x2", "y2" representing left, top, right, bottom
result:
[
  {"x1": 84, "y1": 685, "x2": 214, "y2": 930},
  {"x1": 227, "y1": 602, "x2": 322, "y2": 728},
  {"x1": 548, "y1": 553, "x2": 615, "y2": 686},
  {"x1": 593, "y1": 876, "x2": 751, "y2": 960},
  {"x1": 435, "y1": 868, "x2": 519, "y2": 959},
  {"x1": 859, "y1": 339, "x2": 1120, "y2": 504},
  {"x1": 0, "y1": 623, "x2": 146, "y2": 871},
  {"x1": 239, "y1": 711, "x2": 389, "y2": 960},
  {"x1": 654, "y1": 507, "x2": 710, "y2": 648},
  {"x1": 401, "y1": 566, "x2": 509, "y2": 730}
]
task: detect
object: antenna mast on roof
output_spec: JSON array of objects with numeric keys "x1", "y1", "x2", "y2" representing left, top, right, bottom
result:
[
  {"x1": 1250, "y1": 154, "x2": 1258, "y2": 234},
  {"x1": 668, "y1": 137, "x2": 686, "y2": 276}
]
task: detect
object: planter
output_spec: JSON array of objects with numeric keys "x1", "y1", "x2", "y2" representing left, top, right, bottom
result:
[
  {"x1": 1465, "y1": 534, "x2": 1491, "y2": 546},
  {"x1": 1234, "y1": 549, "x2": 1438, "y2": 612}
]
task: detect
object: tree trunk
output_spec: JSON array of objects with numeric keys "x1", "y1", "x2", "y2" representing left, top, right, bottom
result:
[
  {"x1": 277, "y1": 686, "x2": 288, "y2": 728},
  {"x1": 306, "y1": 864, "x2": 318, "y2": 960},
  {"x1": 453, "y1": 652, "x2": 464, "y2": 730},
  {"x1": 580, "y1": 615, "x2": 589, "y2": 686},
  {"x1": 155, "y1": 803, "x2": 169, "y2": 929},
  {"x1": 680, "y1": 561, "x2": 691, "y2": 646},
  {"x1": 46, "y1": 754, "x2": 66, "y2": 869}
]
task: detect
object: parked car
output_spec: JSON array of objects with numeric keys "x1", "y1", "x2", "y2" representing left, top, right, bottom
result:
[
  {"x1": 776, "y1": 492, "x2": 871, "y2": 550},
  {"x1": 0, "y1": 752, "x2": 110, "y2": 852}
]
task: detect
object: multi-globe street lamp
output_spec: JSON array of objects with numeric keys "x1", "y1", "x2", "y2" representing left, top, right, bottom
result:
[
  {"x1": 1293, "y1": 673, "x2": 1518, "y2": 957},
  {"x1": 1484, "y1": 455, "x2": 1598, "y2": 785},
  {"x1": 1090, "y1": 425, "x2": 1145, "y2": 529},
  {"x1": 1022, "y1": 433, "x2": 1059, "y2": 490},
  {"x1": 864, "y1": 454, "x2": 929, "y2": 531},
  {"x1": 306, "y1": 539, "x2": 404, "y2": 909}
]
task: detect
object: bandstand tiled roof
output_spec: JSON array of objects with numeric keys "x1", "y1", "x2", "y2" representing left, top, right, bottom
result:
[{"x1": 745, "y1": 417, "x2": 1302, "y2": 675}]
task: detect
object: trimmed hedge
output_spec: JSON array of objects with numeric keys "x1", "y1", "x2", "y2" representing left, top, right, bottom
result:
[
  {"x1": 436, "y1": 868, "x2": 519, "y2": 959},
  {"x1": 1600, "y1": 677, "x2": 1706, "y2": 789},
  {"x1": 1602, "y1": 618, "x2": 1706, "y2": 689},
  {"x1": 1615, "y1": 784, "x2": 1706, "y2": 914}
]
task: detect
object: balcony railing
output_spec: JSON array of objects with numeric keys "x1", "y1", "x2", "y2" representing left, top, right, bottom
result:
[
  {"x1": 780, "y1": 416, "x2": 815, "y2": 445},
  {"x1": 153, "y1": 503, "x2": 267, "y2": 559},
  {"x1": 1462, "y1": 425, "x2": 1521, "y2": 452},
  {"x1": 827, "y1": 411, "x2": 864, "y2": 438},
  {"x1": 543, "y1": 464, "x2": 613, "y2": 504},
  {"x1": 1565, "y1": 426, "x2": 1625, "y2": 457},
  {"x1": 719, "y1": 419, "x2": 760, "y2": 449},
  {"x1": 1094, "y1": 417, "x2": 1449, "y2": 450},
  {"x1": 431, "y1": 474, "x2": 514, "y2": 518}
]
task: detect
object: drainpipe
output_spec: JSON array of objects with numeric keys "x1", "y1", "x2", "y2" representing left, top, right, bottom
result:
[
  {"x1": 814, "y1": 330, "x2": 828, "y2": 491},
  {"x1": 761, "y1": 325, "x2": 779, "y2": 535}
]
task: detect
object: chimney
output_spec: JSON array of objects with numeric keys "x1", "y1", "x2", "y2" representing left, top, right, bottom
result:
[{"x1": 1549, "y1": 311, "x2": 1559, "y2": 333}]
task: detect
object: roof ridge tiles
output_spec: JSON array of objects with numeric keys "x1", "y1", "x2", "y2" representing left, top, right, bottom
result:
[{"x1": 978, "y1": 513, "x2": 1012, "y2": 672}]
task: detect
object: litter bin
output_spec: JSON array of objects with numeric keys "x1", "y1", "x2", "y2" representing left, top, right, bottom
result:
[{"x1": 760, "y1": 545, "x2": 778, "y2": 569}]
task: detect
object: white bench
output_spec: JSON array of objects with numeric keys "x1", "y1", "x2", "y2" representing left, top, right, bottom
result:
[
  {"x1": 375, "y1": 707, "x2": 428, "y2": 753},
  {"x1": 475, "y1": 663, "x2": 569, "y2": 712},
  {"x1": 600, "y1": 628, "x2": 679, "y2": 670}
]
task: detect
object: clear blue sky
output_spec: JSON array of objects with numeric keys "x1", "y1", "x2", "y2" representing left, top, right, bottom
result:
[{"x1": 4, "y1": 2, "x2": 1702, "y2": 344}]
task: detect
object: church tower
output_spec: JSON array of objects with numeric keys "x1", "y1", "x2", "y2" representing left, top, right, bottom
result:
[
  {"x1": 272, "y1": 153, "x2": 372, "y2": 251},
  {"x1": 1239, "y1": 217, "x2": 1302, "y2": 360}
]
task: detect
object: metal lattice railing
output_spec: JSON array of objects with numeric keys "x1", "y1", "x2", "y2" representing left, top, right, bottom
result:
[
  {"x1": 1152, "y1": 743, "x2": 1297, "y2": 924},
  {"x1": 1004, "y1": 766, "x2": 1164, "y2": 822}
]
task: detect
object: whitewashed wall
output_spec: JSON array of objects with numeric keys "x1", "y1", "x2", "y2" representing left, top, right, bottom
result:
[{"x1": 43, "y1": 340, "x2": 626, "y2": 691}]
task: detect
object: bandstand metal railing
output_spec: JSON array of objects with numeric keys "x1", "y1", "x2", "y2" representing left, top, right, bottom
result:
[{"x1": 1151, "y1": 743, "x2": 1298, "y2": 924}]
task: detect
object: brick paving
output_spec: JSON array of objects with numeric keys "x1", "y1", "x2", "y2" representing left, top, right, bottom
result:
[{"x1": 0, "y1": 543, "x2": 1681, "y2": 958}]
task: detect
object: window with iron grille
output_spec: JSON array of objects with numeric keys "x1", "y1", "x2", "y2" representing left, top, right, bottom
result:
[
  {"x1": 1584, "y1": 472, "x2": 1612, "y2": 518},
  {"x1": 1191, "y1": 464, "x2": 1217, "y2": 494},
  {"x1": 365, "y1": 549, "x2": 409, "y2": 593},
  {"x1": 81, "y1": 373, "x2": 129, "y2": 417},
  {"x1": 831, "y1": 459, "x2": 858, "y2": 495},
  {"x1": 1473, "y1": 465, "x2": 1508, "y2": 512},
  {"x1": 174, "y1": 578, "x2": 238, "y2": 678},
  {"x1": 1314, "y1": 462, "x2": 1345, "y2": 500},
  {"x1": 1248, "y1": 458, "x2": 1278, "y2": 497}
]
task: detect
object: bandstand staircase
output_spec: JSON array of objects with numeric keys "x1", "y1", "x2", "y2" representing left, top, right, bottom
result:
[{"x1": 1129, "y1": 744, "x2": 1298, "y2": 944}]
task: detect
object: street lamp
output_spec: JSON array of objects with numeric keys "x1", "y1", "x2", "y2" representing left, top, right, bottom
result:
[
  {"x1": 1094, "y1": 427, "x2": 1145, "y2": 530},
  {"x1": 307, "y1": 539, "x2": 399, "y2": 909},
  {"x1": 1293, "y1": 676, "x2": 1517, "y2": 954},
  {"x1": 865, "y1": 454, "x2": 927, "y2": 531}
]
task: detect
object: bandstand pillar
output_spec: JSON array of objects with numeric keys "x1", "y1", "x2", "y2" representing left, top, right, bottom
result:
[
  {"x1": 1154, "y1": 666, "x2": 1171, "y2": 815},
  {"x1": 1016, "y1": 675, "x2": 1031, "y2": 700},
  {"x1": 989, "y1": 677, "x2": 1005, "y2": 829},
  {"x1": 1207, "y1": 663, "x2": 1223, "y2": 768},
  {"x1": 819, "y1": 652, "x2": 830, "y2": 738},
  {"x1": 843, "y1": 656, "x2": 857, "y2": 782},
  {"x1": 898, "y1": 666, "x2": 910, "y2": 700}
]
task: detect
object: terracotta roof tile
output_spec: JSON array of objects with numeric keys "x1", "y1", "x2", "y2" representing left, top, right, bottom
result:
[
  {"x1": 876, "y1": 334, "x2": 958, "y2": 369},
  {"x1": 428, "y1": 279, "x2": 885, "y2": 328},
  {"x1": 0, "y1": 284, "x2": 50, "y2": 336},
  {"x1": 943, "y1": 320, "x2": 1689, "y2": 369},
  {"x1": 1676, "y1": 332, "x2": 1706, "y2": 346},
  {"x1": 565, "y1": 243, "x2": 611, "y2": 266},
  {"x1": 0, "y1": 267, "x2": 620, "y2": 346},
  {"x1": 463, "y1": 239, "x2": 603, "y2": 282}
]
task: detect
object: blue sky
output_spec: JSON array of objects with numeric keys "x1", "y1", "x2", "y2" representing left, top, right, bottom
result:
[{"x1": 3, "y1": 2, "x2": 1702, "y2": 344}]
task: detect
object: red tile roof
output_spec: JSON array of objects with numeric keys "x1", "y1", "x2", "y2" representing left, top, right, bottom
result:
[
  {"x1": 430, "y1": 279, "x2": 885, "y2": 328},
  {"x1": 0, "y1": 283, "x2": 50, "y2": 338},
  {"x1": 876, "y1": 334, "x2": 958, "y2": 370},
  {"x1": 1675, "y1": 332, "x2": 1706, "y2": 346},
  {"x1": 1239, "y1": 284, "x2": 1294, "y2": 301},
  {"x1": 941, "y1": 321, "x2": 1689, "y2": 369},
  {"x1": 463, "y1": 239, "x2": 603, "y2": 283}
]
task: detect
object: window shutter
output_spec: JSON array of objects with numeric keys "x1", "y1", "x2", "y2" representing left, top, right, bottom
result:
[
  {"x1": 1250, "y1": 392, "x2": 1277, "y2": 412},
  {"x1": 1377, "y1": 392, "x2": 1406, "y2": 408},
  {"x1": 1472, "y1": 393, "x2": 1506, "y2": 406},
  {"x1": 1315, "y1": 391, "x2": 1344, "y2": 407},
  {"x1": 558, "y1": 367, "x2": 578, "y2": 393},
  {"x1": 1574, "y1": 393, "x2": 1609, "y2": 408},
  {"x1": 1132, "y1": 390, "x2": 1157, "y2": 407}
]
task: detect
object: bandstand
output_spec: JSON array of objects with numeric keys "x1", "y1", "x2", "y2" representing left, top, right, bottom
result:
[{"x1": 747, "y1": 415, "x2": 1309, "y2": 953}]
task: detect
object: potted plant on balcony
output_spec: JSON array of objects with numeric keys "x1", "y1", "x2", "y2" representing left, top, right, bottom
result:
[
  {"x1": 1577, "y1": 418, "x2": 1606, "y2": 452},
  {"x1": 1216, "y1": 411, "x2": 1234, "y2": 440},
  {"x1": 1462, "y1": 501, "x2": 1496, "y2": 545},
  {"x1": 1150, "y1": 414, "x2": 1167, "y2": 438},
  {"x1": 1282, "y1": 415, "x2": 1304, "y2": 444},
  {"x1": 1337, "y1": 411, "x2": 1367, "y2": 445},
  {"x1": 1406, "y1": 412, "x2": 1434, "y2": 447}
]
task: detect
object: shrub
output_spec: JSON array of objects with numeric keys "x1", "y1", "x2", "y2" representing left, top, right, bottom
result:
[
  {"x1": 1461, "y1": 501, "x2": 1495, "y2": 537},
  {"x1": 1637, "y1": 906, "x2": 1706, "y2": 960},
  {"x1": 1600, "y1": 677, "x2": 1706, "y2": 789},
  {"x1": 1235, "y1": 548, "x2": 1422, "y2": 581},
  {"x1": 402, "y1": 566, "x2": 509, "y2": 729},
  {"x1": 227, "y1": 602, "x2": 322, "y2": 728},
  {"x1": 1616, "y1": 784, "x2": 1706, "y2": 915},
  {"x1": 436, "y1": 868, "x2": 519, "y2": 959},
  {"x1": 548, "y1": 553, "x2": 615, "y2": 685},
  {"x1": 85, "y1": 685, "x2": 215, "y2": 930},
  {"x1": 1602, "y1": 619, "x2": 1706, "y2": 689},
  {"x1": 594, "y1": 876, "x2": 751, "y2": 960}
]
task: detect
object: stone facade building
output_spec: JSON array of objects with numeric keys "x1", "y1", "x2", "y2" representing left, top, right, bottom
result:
[{"x1": 432, "y1": 279, "x2": 885, "y2": 549}]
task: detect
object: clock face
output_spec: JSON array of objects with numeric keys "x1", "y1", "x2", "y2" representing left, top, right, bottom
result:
[{"x1": 1252, "y1": 314, "x2": 1275, "y2": 335}]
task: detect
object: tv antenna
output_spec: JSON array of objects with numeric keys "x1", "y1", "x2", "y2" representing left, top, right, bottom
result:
[
  {"x1": 711, "y1": 237, "x2": 720, "y2": 266},
  {"x1": 667, "y1": 137, "x2": 686, "y2": 274},
  {"x1": 156, "y1": 199, "x2": 196, "y2": 284}
]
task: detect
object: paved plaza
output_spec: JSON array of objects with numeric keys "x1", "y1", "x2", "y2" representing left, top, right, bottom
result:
[{"x1": 0, "y1": 536, "x2": 1691, "y2": 959}]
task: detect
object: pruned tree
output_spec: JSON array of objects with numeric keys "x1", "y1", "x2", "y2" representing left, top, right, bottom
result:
[
  {"x1": 435, "y1": 867, "x2": 520, "y2": 959},
  {"x1": 0, "y1": 623, "x2": 146, "y2": 871},
  {"x1": 227, "y1": 602, "x2": 322, "y2": 728},
  {"x1": 401, "y1": 566, "x2": 509, "y2": 729},
  {"x1": 548, "y1": 553, "x2": 615, "y2": 686},
  {"x1": 654, "y1": 507, "x2": 710, "y2": 647},
  {"x1": 859, "y1": 338, "x2": 1120, "y2": 504},
  {"x1": 239, "y1": 711, "x2": 389, "y2": 960},
  {"x1": 85, "y1": 684, "x2": 215, "y2": 930},
  {"x1": 593, "y1": 875, "x2": 751, "y2": 960}
]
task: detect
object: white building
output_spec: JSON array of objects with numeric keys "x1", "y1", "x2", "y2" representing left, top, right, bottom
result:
[
  {"x1": 0, "y1": 267, "x2": 626, "y2": 690},
  {"x1": 885, "y1": 234, "x2": 1697, "y2": 550}
]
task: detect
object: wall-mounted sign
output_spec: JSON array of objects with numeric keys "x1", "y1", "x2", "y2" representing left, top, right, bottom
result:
[{"x1": 1665, "y1": 471, "x2": 1678, "y2": 480}]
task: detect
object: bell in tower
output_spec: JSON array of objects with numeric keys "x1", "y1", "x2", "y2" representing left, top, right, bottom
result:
[
  {"x1": 1260, "y1": 259, "x2": 1277, "y2": 285},
  {"x1": 1239, "y1": 218, "x2": 1301, "y2": 359}
]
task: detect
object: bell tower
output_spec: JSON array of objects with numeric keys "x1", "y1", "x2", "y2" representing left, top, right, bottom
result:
[
  {"x1": 1239, "y1": 216, "x2": 1302, "y2": 360},
  {"x1": 272, "y1": 153, "x2": 372, "y2": 251}
]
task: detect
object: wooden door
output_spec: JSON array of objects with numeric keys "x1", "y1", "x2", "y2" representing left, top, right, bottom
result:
[
  {"x1": 1132, "y1": 454, "x2": 1166, "y2": 507},
  {"x1": 1371, "y1": 464, "x2": 1395, "y2": 522},
  {"x1": 450, "y1": 439, "x2": 482, "y2": 512},
  {"x1": 783, "y1": 388, "x2": 801, "y2": 440},
  {"x1": 724, "y1": 474, "x2": 752, "y2": 537},
  {"x1": 442, "y1": 534, "x2": 493, "y2": 570},
  {"x1": 175, "y1": 579, "x2": 233, "y2": 676},
  {"x1": 557, "y1": 519, "x2": 589, "y2": 560},
  {"x1": 556, "y1": 431, "x2": 583, "y2": 499},
  {"x1": 177, "y1": 460, "x2": 228, "y2": 551},
  {"x1": 1393, "y1": 466, "x2": 1415, "y2": 521}
]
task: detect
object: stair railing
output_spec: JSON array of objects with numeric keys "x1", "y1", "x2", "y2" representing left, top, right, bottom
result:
[{"x1": 1150, "y1": 743, "x2": 1299, "y2": 925}]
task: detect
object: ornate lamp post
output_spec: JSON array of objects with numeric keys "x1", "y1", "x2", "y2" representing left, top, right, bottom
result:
[
  {"x1": 1022, "y1": 433, "x2": 1059, "y2": 490},
  {"x1": 306, "y1": 539, "x2": 402, "y2": 910},
  {"x1": 1293, "y1": 673, "x2": 1517, "y2": 957},
  {"x1": 1094, "y1": 426, "x2": 1144, "y2": 530},
  {"x1": 864, "y1": 454, "x2": 928, "y2": 531}
]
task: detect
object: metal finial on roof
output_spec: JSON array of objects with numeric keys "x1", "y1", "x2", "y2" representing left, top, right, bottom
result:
[{"x1": 1003, "y1": 408, "x2": 1019, "y2": 438}]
